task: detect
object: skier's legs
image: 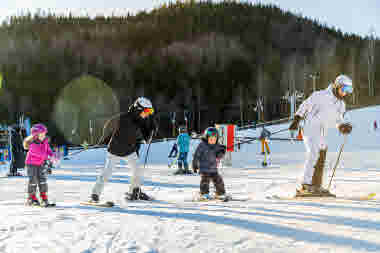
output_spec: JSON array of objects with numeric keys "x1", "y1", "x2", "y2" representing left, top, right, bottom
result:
[
  {"x1": 311, "y1": 148, "x2": 327, "y2": 188},
  {"x1": 211, "y1": 173, "x2": 226, "y2": 195},
  {"x1": 127, "y1": 152, "x2": 143, "y2": 193},
  {"x1": 177, "y1": 152, "x2": 187, "y2": 169},
  {"x1": 26, "y1": 165, "x2": 38, "y2": 195},
  {"x1": 302, "y1": 135, "x2": 323, "y2": 185},
  {"x1": 92, "y1": 152, "x2": 119, "y2": 197},
  {"x1": 38, "y1": 165, "x2": 48, "y2": 193},
  {"x1": 200, "y1": 173, "x2": 211, "y2": 194},
  {"x1": 182, "y1": 152, "x2": 189, "y2": 169}
]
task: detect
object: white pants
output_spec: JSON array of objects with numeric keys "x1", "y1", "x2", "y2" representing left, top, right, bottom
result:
[
  {"x1": 91, "y1": 152, "x2": 145, "y2": 196},
  {"x1": 302, "y1": 129, "x2": 327, "y2": 185}
]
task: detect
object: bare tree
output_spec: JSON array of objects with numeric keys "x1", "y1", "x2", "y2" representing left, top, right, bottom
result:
[{"x1": 368, "y1": 27, "x2": 376, "y2": 96}]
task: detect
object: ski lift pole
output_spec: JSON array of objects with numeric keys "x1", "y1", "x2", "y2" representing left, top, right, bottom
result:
[{"x1": 328, "y1": 135, "x2": 348, "y2": 190}]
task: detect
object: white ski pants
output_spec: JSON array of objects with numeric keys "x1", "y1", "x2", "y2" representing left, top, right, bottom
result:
[
  {"x1": 302, "y1": 132, "x2": 327, "y2": 185},
  {"x1": 92, "y1": 152, "x2": 145, "y2": 196}
]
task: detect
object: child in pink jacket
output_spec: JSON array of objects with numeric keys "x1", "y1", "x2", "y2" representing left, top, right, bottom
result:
[{"x1": 23, "y1": 123, "x2": 56, "y2": 206}]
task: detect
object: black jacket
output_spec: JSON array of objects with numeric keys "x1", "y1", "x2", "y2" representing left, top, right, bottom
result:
[
  {"x1": 105, "y1": 111, "x2": 157, "y2": 157},
  {"x1": 192, "y1": 138, "x2": 226, "y2": 174}
]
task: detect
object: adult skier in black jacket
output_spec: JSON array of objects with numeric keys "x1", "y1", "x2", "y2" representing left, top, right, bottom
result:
[
  {"x1": 90, "y1": 97, "x2": 158, "y2": 202},
  {"x1": 9, "y1": 126, "x2": 26, "y2": 176}
]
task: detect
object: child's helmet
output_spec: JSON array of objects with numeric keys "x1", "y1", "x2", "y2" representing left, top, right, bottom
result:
[
  {"x1": 31, "y1": 123, "x2": 48, "y2": 136},
  {"x1": 203, "y1": 127, "x2": 219, "y2": 139},
  {"x1": 178, "y1": 125, "x2": 187, "y2": 133}
]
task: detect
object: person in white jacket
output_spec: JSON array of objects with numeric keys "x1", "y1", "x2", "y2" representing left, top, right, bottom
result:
[{"x1": 289, "y1": 74, "x2": 353, "y2": 196}]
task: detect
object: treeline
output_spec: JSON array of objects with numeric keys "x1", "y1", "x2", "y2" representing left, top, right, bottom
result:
[{"x1": 0, "y1": 1, "x2": 378, "y2": 141}]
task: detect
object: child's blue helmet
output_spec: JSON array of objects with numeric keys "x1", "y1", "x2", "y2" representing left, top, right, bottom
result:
[{"x1": 203, "y1": 127, "x2": 219, "y2": 140}]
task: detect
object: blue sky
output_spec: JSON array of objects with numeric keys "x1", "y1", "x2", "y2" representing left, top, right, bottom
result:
[{"x1": 0, "y1": 0, "x2": 378, "y2": 37}]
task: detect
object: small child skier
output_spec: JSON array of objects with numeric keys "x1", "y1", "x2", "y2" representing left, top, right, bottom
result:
[
  {"x1": 23, "y1": 123, "x2": 57, "y2": 207},
  {"x1": 173, "y1": 126, "x2": 192, "y2": 175},
  {"x1": 192, "y1": 127, "x2": 228, "y2": 200}
]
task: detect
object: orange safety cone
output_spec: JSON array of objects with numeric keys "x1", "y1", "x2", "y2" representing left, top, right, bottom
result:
[{"x1": 296, "y1": 128, "x2": 303, "y2": 141}]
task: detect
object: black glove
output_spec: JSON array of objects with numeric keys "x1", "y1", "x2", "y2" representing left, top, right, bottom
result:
[
  {"x1": 192, "y1": 166, "x2": 199, "y2": 174},
  {"x1": 216, "y1": 146, "x2": 227, "y2": 158},
  {"x1": 338, "y1": 123, "x2": 352, "y2": 135},
  {"x1": 43, "y1": 160, "x2": 53, "y2": 174},
  {"x1": 289, "y1": 115, "x2": 302, "y2": 131}
]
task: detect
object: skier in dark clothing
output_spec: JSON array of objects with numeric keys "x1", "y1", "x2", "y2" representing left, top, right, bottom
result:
[
  {"x1": 9, "y1": 126, "x2": 26, "y2": 176},
  {"x1": 90, "y1": 97, "x2": 158, "y2": 203},
  {"x1": 192, "y1": 127, "x2": 228, "y2": 200}
]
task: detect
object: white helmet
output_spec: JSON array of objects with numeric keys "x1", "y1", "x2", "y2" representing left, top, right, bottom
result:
[
  {"x1": 133, "y1": 97, "x2": 153, "y2": 110},
  {"x1": 334, "y1": 74, "x2": 352, "y2": 88}
]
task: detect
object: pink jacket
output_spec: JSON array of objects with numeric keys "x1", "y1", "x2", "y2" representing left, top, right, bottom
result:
[{"x1": 25, "y1": 137, "x2": 53, "y2": 166}]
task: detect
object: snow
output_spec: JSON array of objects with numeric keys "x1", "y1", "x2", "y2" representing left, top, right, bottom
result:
[{"x1": 1, "y1": 106, "x2": 380, "y2": 253}]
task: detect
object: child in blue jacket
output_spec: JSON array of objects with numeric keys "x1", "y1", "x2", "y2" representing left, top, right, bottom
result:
[{"x1": 173, "y1": 126, "x2": 192, "y2": 175}]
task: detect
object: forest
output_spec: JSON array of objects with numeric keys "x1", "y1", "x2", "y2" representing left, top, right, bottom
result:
[{"x1": 0, "y1": 0, "x2": 378, "y2": 143}]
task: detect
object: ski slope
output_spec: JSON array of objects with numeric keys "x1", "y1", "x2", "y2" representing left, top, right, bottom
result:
[{"x1": 1, "y1": 106, "x2": 380, "y2": 252}]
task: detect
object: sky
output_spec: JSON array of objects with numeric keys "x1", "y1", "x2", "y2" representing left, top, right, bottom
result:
[{"x1": 0, "y1": 0, "x2": 379, "y2": 38}]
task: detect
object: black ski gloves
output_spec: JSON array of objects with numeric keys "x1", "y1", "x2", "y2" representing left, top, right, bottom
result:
[
  {"x1": 216, "y1": 146, "x2": 227, "y2": 159},
  {"x1": 338, "y1": 123, "x2": 352, "y2": 135},
  {"x1": 289, "y1": 115, "x2": 303, "y2": 131}
]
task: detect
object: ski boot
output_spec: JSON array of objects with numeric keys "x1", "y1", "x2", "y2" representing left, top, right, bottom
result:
[
  {"x1": 173, "y1": 168, "x2": 185, "y2": 175},
  {"x1": 174, "y1": 163, "x2": 185, "y2": 175},
  {"x1": 26, "y1": 194, "x2": 40, "y2": 206},
  {"x1": 183, "y1": 165, "x2": 193, "y2": 175},
  {"x1": 215, "y1": 192, "x2": 232, "y2": 201},
  {"x1": 296, "y1": 184, "x2": 318, "y2": 197},
  {"x1": 89, "y1": 194, "x2": 99, "y2": 203},
  {"x1": 125, "y1": 187, "x2": 152, "y2": 201},
  {"x1": 39, "y1": 192, "x2": 54, "y2": 207},
  {"x1": 198, "y1": 193, "x2": 212, "y2": 201},
  {"x1": 315, "y1": 187, "x2": 336, "y2": 197}
]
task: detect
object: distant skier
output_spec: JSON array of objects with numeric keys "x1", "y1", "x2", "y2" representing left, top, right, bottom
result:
[
  {"x1": 173, "y1": 126, "x2": 192, "y2": 175},
  {"x1": 168, "y1": 143, "x2": 178, "y2": 158},
  {"x1": 289, "y1": 74, "x2": 353, "y2": 197},
  {"x1": 259, "y1": 127, "x2": 271, "y2": 155},
  {"x1": 192, "y1": 127, "x2": 228, "y2": 200},
  {"x1": 23, "y1": 124, "x2": 58, "y2": 206},
  {"x1": 8, "y1": 125, "x2": 26, "y2": 176},
  {"x1": 89, "y1": 97, "x2": 158, "y2": 203},
  {"x1": 374, "y1": 120, "x2": 377, "y2": 131}
]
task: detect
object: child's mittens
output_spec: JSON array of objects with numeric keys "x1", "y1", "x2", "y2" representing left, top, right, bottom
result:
[
  {"x1": 48, "y1": 154, "x2": 60, "y2": 168},
  {"x1": 215, "y1": 146, "x2": 227, "y2": 159}
]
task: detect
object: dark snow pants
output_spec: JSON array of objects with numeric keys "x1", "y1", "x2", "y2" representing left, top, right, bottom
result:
[
  {"x1": 26, "y1": 164, "x2": 48, "y2": 194},
  {"x1": 200, "y1": 172, "x2": 225, "y2": 195}
]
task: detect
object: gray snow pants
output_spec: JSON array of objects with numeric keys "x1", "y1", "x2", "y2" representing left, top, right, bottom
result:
[
  {"x1": 27, "y1": 164, "x2": 48, "y2": 194},
  {"x1": 91, "y1": 152, "x2": 143, "y2": 197}
]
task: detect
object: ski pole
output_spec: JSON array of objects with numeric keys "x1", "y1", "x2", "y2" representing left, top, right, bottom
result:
[
  {"x1": 328, "y1": 135, "x2": 348, "y2": 190},
  {"x1": 270, "y1": 128, "x2": 290, "y2": 136},
  {"x1": 143, "y1": 131, "x2": 155, "y2": 169}
]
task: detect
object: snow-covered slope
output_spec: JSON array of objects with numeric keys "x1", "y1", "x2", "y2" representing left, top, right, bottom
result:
[{"x1": 0, "y1": 106, "x2": 380, "y2": 253}]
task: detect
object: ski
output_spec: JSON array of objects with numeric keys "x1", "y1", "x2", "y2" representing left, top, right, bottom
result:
[
  {"x1": 26, "y1": 203, "x2": 56, "y2": 208},
  {"x1": 189, "y1": 194, "x2": 248, "y2": 203},
  {"x1": 268, "y1": 193, "x2": 376, "y2": 201},
  {"x1": 80, "y1": 201, "x2": 115, "y2": 207}
]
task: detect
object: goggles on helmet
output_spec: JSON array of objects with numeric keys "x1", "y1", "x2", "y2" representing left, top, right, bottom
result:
[
  {"x1": 143, "y1": 107, "x2": 154, "y2": 115},
  {"x1": 341, "y1": 84, "x2": 353, "y2": 94}
]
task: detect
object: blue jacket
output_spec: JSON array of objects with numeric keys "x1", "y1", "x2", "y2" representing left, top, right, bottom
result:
[
  {"x1": 192, "y1": 139, "x2": 226, "y2": 173},
  {"x1": 177, "y1": 133, "x2": 190, "y2": 153}
]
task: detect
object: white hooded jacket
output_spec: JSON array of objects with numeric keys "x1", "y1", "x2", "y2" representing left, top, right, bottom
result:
[{"x1": 295, "y1": 85, "x2": 346, "y2": 137}]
